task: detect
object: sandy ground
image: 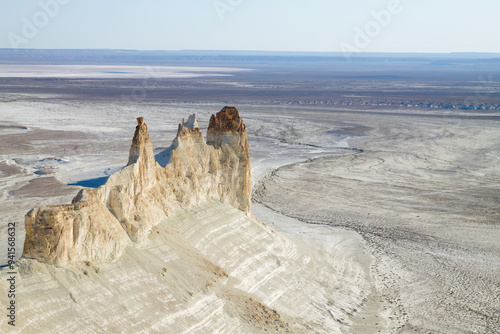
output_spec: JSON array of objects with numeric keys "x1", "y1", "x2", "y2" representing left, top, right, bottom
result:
[
  {"x1": 0, "y1": 92, "x2": 499, "y2": 332},
  {"x1": 253, "y1": 110, "x2": 500, "y2": 333}
]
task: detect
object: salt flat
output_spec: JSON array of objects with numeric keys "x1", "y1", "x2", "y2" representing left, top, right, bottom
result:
[{"x1": 0, "y1": 65, "x2": 248, "y2": 79}]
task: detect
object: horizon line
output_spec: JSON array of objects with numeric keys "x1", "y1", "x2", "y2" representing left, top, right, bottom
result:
[{"x1": 1, "y1": 48, "x2": 500, "y2": 56}]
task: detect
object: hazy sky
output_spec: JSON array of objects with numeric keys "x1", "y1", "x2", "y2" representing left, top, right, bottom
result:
[{"x1": 1, "y1": 0, "x2": 499, "y2": 53}]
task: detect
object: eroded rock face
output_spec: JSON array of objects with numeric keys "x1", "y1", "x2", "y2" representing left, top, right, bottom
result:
[
  {"x1": 207, "y1": 106, "x2": 245, "y2": 133},
  {"x1": 127, "y1": 116, "x2": 155, "y2": 168},
  {"x1": 207, "y1": 107, "x2": 251, "y2": 214},
  {"x1": 22, "y1": 107, "x2": 252, "y2": 265},
  {"x1": 23, "y1": 197, "x2": 131, "y2": 265}
]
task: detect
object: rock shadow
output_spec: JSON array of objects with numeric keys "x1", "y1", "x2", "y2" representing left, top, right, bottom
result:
[{"x1": 69, "y1": 176, "x2": 109, "y2": 188}]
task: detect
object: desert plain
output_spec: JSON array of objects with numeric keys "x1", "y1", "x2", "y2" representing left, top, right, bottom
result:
[{"x1": 0, "y1": 50, "x2": 499, "y2": 333}]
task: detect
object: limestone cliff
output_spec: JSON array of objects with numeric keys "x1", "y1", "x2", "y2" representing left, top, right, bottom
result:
[
  {"x1": 207, "y1": 106, "x2": 251, "y2": 214},
  {"x1": 23, "y1": 107, "x2": 252, "y2": 265}
]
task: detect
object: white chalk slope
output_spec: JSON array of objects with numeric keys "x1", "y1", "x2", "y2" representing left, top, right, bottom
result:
[{"x1": 2, "y1": 200, "x2": 377, "y2": 333}]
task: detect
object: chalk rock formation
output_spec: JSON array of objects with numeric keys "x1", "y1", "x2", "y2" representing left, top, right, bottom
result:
[
  {"x1": 181, "y1": 113, "x2": 200, "y2": 130},
  {"x1": 23, "y1": 107, "x2": 252, "y2": 265},
  {"x1": 207, "y1": 106, "x2": 251, "y2": 214},
  {"x1": 23, "y1": 196, "x2": 131, "y2": 266}
]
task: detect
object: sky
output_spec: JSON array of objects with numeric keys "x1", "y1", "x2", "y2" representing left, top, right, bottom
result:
[{"x1": 0, "y1": 0, "x2": 499, "y2": 53}]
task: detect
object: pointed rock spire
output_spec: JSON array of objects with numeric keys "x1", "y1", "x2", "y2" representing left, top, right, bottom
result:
[
  {"x1": 22, "y1": 110, "x2": 253, "y2": 265},
  {"x1": 127, "y1": 117, "x2": 155, "y2": 167},
  {"x1": 182, "y1": 114, "x2": 200, "y2": 130},
  {"x1": 176, "y1": 114, "x2": 202, "y2": 138}
]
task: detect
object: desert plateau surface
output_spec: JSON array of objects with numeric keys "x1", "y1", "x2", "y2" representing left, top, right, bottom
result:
[{"x1": 0, "y1": 50, "x2": 499, "y2": 333}]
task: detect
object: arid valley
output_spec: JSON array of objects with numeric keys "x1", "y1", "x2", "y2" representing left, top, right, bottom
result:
[{"x1": 0, "y1": 50, "x2": 499, "y2": 333}]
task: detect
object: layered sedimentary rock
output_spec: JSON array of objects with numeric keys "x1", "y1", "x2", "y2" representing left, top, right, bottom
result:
[
  {"x1": 11, "y1": 107, "x2": 387, "y2": 334},
  {"x1": 23, "y1": 197, "x2": 131, "y2": 266},
  {"x1": 23, "y1": 107, "x2": 252, "y2": 265},
  {"x1": 207, "y1": 106, "x2": 251, "y2": 214},
  {"x1": 10, "y1": 200, "x2": 375, "y2": 334}
]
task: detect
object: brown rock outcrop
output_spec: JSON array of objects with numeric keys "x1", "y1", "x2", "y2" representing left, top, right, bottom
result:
[
  {"x1": 207, "y1": 106, "x2": 245, "y2": 133},
  {"x1": 22, "y1": 107, "x2": 252, "y2": 265}
]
